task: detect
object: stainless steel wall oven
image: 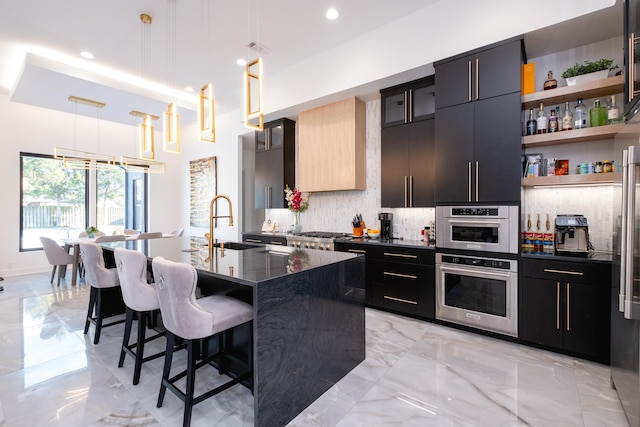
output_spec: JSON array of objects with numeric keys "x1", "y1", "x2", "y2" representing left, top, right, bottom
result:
[{"x1": 436, "y1": 253, "x2": 518, "y2": 336}]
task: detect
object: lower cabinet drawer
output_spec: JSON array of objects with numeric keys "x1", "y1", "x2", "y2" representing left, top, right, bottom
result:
[{"x1": 366, "y1": 262, "x2": 434, "y2": 319}]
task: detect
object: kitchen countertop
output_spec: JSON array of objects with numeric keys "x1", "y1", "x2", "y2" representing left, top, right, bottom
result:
[
  {"x1": 335, "y1": 236, "x2": 435, "y2": 250},
  {"x1": 521, "y1": 251, "x2": 613, "y2": 264}
]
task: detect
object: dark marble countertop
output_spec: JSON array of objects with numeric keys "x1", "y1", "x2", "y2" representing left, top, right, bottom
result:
[
  {"x1": 102, "y1": 236, "x2": 360, "y2": 286},
  {"x1": 335, "y1": 236, "x2": 435, "y2": 250},
  {"x1": 521, "y1": 251, "x2": 613, "y2": 264}
]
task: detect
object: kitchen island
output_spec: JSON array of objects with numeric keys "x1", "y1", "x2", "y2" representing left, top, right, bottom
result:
[{"x1": 102, "y1": 236, "x2": 365, "y2": 427}]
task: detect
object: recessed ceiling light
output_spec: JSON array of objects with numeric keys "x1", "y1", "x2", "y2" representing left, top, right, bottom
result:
[
  {"x1": 326, "y1": 8, "x2": 339, "y2": 20},
  {"x1": 237, "y1": 58, "x2": 247, "y2": 66},
  {"x1": 80, "y1": 51, "x2": 94, "y2": 59}
]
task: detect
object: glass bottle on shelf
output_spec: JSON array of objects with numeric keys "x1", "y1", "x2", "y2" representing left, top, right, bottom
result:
[
  {"x1": 589, "y1": 99, "x2": 607, "y2": 127},
  {"x1": 543, "y1": 70, "x2": 558, "y2": 90},
  {"x1": 536, "y1": 102, "x2": 547, "y2": 134},
  {"x1": 549, "y1": 108, "x2": 559, "y2": 132},
  {"x1": 573, "y1": 98, "x2": 588, "y2": 129},
  {"x1": 556, "y1": 106, "x2": 563, "y2": 131},
  {"x1": 526, "y1": 108, "x2": 537, "y2": 135},
  {"x1": 608, "y1": 95, "x2": 621, "y2": 125},
  {"x1": 562, "y1": 101, "x2": 573, "y2": 131}
]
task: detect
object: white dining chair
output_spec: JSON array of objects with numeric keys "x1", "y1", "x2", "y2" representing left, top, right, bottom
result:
[
  {"x1": 169, "y1": 228, "x2": 184, "y2": 237},
  {"x1": 137, "y1": 232, "x2": 163, "y2": 240},
  {"x1": 40, "y1": 236, "x2": 75, "y2": 286},
  {"x1": 95, "y1": 235, "x2": 126, "y2": 243}
]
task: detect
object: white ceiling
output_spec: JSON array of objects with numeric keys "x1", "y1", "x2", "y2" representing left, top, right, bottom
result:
[
  {"x1": 0, "y1": 0, "x2": 439, "y2": 126},
  {"x1": 0, "y1": 0, "x2": 622, "y2": 128}
]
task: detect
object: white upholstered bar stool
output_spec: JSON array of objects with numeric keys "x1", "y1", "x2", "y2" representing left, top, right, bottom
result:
[
  {"x1": 80, "y1": 242, "x2": 125, "y2": 344},
  {"x1": 152, "y1": 256, "x2": 254, "y2": 427},
  {"x1": 114, "y1": 248, "x2": 165, "y2": 385}
]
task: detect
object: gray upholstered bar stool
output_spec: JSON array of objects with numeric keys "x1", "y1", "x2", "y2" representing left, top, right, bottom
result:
[
  {"x1": 80, "y1": 242, "x2": 126, "y2": 344},
  {"x1": 114, "y1": 248, "x2": 166, "y2": 385},
  {"x1": 152, "y1": 256, "x2": 254, "y2": 427}
]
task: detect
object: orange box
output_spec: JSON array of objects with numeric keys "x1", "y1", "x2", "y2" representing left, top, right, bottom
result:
[{"x1": 522, "y1": 62, "x2": 535, "y2": 94}]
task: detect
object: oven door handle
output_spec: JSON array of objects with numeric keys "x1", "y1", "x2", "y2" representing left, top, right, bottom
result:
[
  {"x1": 438, "y1": 264, "x2": 512, "y2": 278},
  {"x1": 446, "y1": 219, "x2": 503, "y2": 225}
]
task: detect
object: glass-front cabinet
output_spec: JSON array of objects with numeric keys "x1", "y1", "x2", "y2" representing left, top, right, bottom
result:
[{"x1": 381, "y1": 76, "x2": 435, "y2": 128}]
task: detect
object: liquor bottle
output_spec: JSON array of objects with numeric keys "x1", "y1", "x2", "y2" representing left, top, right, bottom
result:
[
  {"x1": 562, "y1": 101, "x2": 573, "y2": 131},
  {"x1": 608, "y1": 95, "x2": 621, "y2": 125},
  {"x1": 589, "y1": 99, "x2": 607, "y2": 127},
  {"x1": 526, "y1": 109, "x2": 537, "y2": 135},
  {"x1": 556, "y1": 106, "x2": 563, "y2": 131},
  {"x1": 573, "y1": 98, "x2": 588, "y2": 129},
  {"x1": 549, "y1": 108, "x2": 559, "y2": 132},
  {"x1": 543, "y1": 70, "x2": 558, "y2": 90},
  {"x1": 536, "y1": 103, "x2": 547, "y2": 134}
]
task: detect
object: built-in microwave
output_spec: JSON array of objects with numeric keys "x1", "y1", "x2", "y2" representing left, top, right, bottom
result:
[{"x1": 435, "y1": 205, "x2": 519, "y2": 254}]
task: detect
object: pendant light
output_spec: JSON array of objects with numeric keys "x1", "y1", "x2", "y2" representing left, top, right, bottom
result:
[
  {"x1": 243, "y1": 0, "x2": 264, "y2": 131},
  {"x1": 138, "y1": 13, "x2": 156, "y2": 160},
  {"x1": 163, "y1": 0, "x2": 181, "y2": 153},
  {"x1": 121, "y1": 111, "x2": 166, "y2": 174},
  {"x1": 54, "y1": 96, "x2": 116, "y2": 170},
  {"x1": 198, "y1": 0, "x2": 216, "y2": 143}
]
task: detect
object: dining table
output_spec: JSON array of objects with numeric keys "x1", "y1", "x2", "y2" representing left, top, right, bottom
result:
[{"x1": 62, "y1": 233, "x2": 175, "y2": 286}]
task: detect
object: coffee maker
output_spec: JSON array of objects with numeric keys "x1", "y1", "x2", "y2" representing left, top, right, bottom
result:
[
  {"x1": 555, "y1": 214, "x2": 589, "y2": 256},
  {"x1": 378, "y1": 212, "x2": 393, "y2": 240}
]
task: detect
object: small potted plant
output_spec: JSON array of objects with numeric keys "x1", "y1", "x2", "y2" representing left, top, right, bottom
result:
[
  {"x1": 561, "y1": 59, "x2": 618, "y2": 86},
  {"x1": 86, "y1": 226, "x2": 100, "y2": 238}
]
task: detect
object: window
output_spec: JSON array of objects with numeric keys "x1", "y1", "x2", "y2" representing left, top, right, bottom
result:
[{"x1": 20, "y1": 153, "x2": 147, "y2": 250}]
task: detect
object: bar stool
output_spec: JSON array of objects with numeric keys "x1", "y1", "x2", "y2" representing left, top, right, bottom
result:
[
  {"x1": 114, "y1": 248, "x2": 166, "y2": 385},
  {"x1": 152, "y1": 256, "x2": 253, "y2": 427},
  {"x1": 80, "y1": 242, "x2": 126, "y2": 344}
]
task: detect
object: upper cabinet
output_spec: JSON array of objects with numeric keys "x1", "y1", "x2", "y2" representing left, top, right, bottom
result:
[
  {"x1": 298, "y1": 97, "x2": 366, "y2": 192},
  {"x1": 381, "y1": 76, "x2": 435, "y2": 208},
  {"x1": 381, "y1": 76, "x2": 435, "y2": 128},
  {"x1": 434, "y1": 37, "x2": 524, "y2": 205},
  {"x1": 436, "y1": 37, "x2": 523, "y2": 110},
  {"x1": 255, "y1": 118, "x2": 295, "y2": 209},
  {"x1": 624, "y1": 0, "x2": 640, "y2": 118}
]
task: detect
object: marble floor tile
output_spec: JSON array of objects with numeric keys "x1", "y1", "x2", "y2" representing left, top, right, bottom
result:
[{"x1": 0, "y1": 272, "x2": 630, "y2": 426}]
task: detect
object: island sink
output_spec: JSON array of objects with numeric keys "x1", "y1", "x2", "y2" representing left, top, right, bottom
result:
[{"x1": 212, "y1": 241, "x2": 262, "y2": 250}]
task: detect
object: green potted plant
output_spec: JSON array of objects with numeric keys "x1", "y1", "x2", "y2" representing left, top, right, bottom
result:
[
  {"x1": 561, "y1": 59, "x2": 618, "y2": 86},
  {"x1": 86, "y1": 226, "x2": 100, "y2": 238}
]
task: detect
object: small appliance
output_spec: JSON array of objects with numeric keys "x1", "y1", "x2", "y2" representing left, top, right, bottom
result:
[
  {"x1": 378, "y1": 212, "x2": 393, "y2": 240},
  {"x1": 554, "y1": 214, "x2": 589, "y2": 256}
]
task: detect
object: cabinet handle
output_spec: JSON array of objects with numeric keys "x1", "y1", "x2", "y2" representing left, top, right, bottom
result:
[
  {"x1": 630, "y1": 33, "x2": 635, "y2": 103},
  {"x1": 404, "y1": 91, "x2": 408, "y2": 123},
  {"x1": 468, "y1": 162, "x2": 472, "y2": 202},
  {"x1": 556, "y1": 282, "x2": 560, "y2": 330},
  {"x1": 543, "y1": 268, "x2": 583, "y2": 276},
  {"x1": 383, "y1": 271, "x2": 418, "y2": 279},
  {"x1": 468, "y1": 60, "x2": 472, "y2": 102},
  {"x1": 408, "y1": 90, "x2": 413, "y2": 122},
  {"x1": 475, "y1": 161, "x2": 479, "y2": 202},
  {"x1": 348, "y1": 249, "x2": 366, "y2": 254},
  {"x1": 404, "y1": 176, "x2": 408, "y2": 208},
  {"x1": 384, "y1": 295, "x2": 418, "y2": 305},
  {"x1": 383, "y1": 252, "x2": 418, "y2": 259},
  {"x1": 475, "y1": 58, "x2": 479, "y2": 100},
  {"x1": 566, "y1": 283, "x2": 570, "y2": 332},
  {"x1": 409, "y1": 175, "x2": 414, "y2": 207},
  {"x1": 264, "y1": 186, "x2": 269, "y2": 208},
  {"x1": 246, "y1": 239, "x2": 262, "y2": 243}
]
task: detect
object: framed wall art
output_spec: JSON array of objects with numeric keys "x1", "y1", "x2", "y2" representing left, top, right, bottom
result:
[{"x1": 189, "y1": 156, "x2": 216, "y2": 227}]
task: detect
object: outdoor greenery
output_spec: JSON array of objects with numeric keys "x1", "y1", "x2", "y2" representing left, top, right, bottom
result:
[{"x1": 561, "y1": 59, "x2": 618, "y2": 78}]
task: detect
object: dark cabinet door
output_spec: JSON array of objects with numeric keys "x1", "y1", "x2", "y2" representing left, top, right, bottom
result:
[
  {"x1": 519, "y1": 277, "x2": 564, "y2": 349},
  {"x1": 435, "y1": 54, "x2": 473, "y2": 109},
  {"x1": 381, "y1": 125, "x2": 409, "y2": 208},
  {"x1": 564, "y1": 282, "x2": 610, "y2": 362},
  {"x1": 255, "y1": 147, "x2": 284, "y2": 208},
  {"x1": 474, "y1": 92, "x2": 522, "y2": 203},
  {"x1": 410, "y1": 82, "x2": 436, "y2": 123},
  {"x1": 381, "y1": 86, "x2": 409, "y2": 128},
  {"x1": 434, "y1": 102, "x2": 474, "y2": 204},
  {"x1": 475, "y1": 40, "x2": 522, "y2": 101},
  {"x1": 409, "y1": 119, "x2": 434, "y2": 207}
]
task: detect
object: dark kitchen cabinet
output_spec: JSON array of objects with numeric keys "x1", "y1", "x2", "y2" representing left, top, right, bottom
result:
[
  {"x1": 624, "y1": 0, "x2": 640, "y2": 117},
  {"x1": 381, "y1": 76, "x2": 435, "y2": 128},
  {"x1": 242, "y1": 233, "x2": 287, "y2": 246},
  {"x1": 255, "y1": 118, "x2": 295, "y2": 209},
  {"x1": 435, "y1": 92, "x2": 521, "y2": 204},
  {"x1": 519, "y1": 257, "x2": 611, "y2": 363},
  {"x1": 381, "y1": 119, "x2": 434, "y2": 207},
  {"x1": 335, "y1": 241, "x2": 435, "y2": 319},
  {"x1": 435, "y1": 37, "x2": 523, "y2": 110}
]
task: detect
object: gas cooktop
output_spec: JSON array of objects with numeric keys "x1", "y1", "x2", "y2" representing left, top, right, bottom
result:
[{"x1": 293, "y1": 231, "x2": 350, "y2": 239}]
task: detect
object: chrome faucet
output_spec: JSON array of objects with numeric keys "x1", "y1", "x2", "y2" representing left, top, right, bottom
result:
[{"x1": 207, "y1": 194, "x2": 233, "y2": 248}]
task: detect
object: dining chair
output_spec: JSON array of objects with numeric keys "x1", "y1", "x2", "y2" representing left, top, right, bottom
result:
[
  {"x1": 152, "y1": 256, "x2": 253, "y2": 427},
  {"x1": 114, "y1": 248, "x2": 165, "y2": 385},
  {"x1": 79, "y1": 242, "x2": 126, "y2": 344},
  {"x1": 137, "y1": 231, "x2": 163, "y2": 240},
  {"x1": 169, "y1": 228, "x2": 184, "y2": 237},
  {"x1": 95, "y1": 235, "x2": 126, "y2": 243},
  {"x1": 40, "y1": 236, "x2": 75, "y2": 286},
  {"x1": 113, "y1": 229, "x2": 138, "y2": 236}
]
